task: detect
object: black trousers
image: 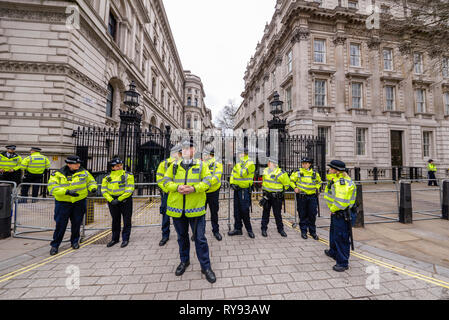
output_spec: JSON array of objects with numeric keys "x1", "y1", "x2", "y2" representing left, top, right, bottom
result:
[
  {"x1": 0, "y1": 171, "x2": 21, "y2": 186},
  {"x1": 261, "y1": 195, "x2": 284, "y2": 232},
  {"x1": 233, "y1": 188, "x2": 252, "y2": 232},
  {"x1": 107, "y1": 197, "x2": 133, "y2": 242},
  {"x1": 205, "y1": 189, "x2": 220, "y2": 233},
  {"x1": 428, "y1": 171, "x2": 438, "y2": 186},
  {"x1": 20, "y1": 173, "x2": 43, "y2": 198}
]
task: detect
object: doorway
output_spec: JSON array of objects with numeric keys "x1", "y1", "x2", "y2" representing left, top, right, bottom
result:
[{"x1": 390, "y1": 130, "x2": 403, "y2": 166}]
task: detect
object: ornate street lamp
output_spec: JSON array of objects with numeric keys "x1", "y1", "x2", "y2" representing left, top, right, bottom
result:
[
  {"x1": 123, "y1": 81, "x2": 141, "y2": 111},
  {"x1": 267, "y1": 91, "x2": 287, "y2": 169},
  {"x1": 269, "y1": 91, "x2": 284, "y2": 119}
]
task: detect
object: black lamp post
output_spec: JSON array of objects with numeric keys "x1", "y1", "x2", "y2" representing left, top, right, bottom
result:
[
  {"x1": 123, "y1": 81, "x2": 140, "y2": 110},
  {"x1": 267, "y1": 91, "x2": 287, "y2": 167}
]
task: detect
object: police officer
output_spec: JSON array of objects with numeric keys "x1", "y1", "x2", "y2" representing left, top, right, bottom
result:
[
  {"x1": 323, "y1": 160, "x2": 356, "y2": 272},
  {"x1": 101, "y1": 158, "x2": 135, "y2": 248},
  {"x1": 47, "y1": 155, "x2": 97, "y2": 255},
  {"x1": 163, "y1": 139, "x2": 216, "y2": 283},
  {"x1": 203, "y1": 145, "x2": 223, "y2": 241},
  {"x1": 20, "y1": 147, "x2": 51, "y2": 201},
  {"x1": 427, "y1": 159, "x2": 438, "y2": 186},
  {"x1": 260, "y1": 157, "x2": 290, "y2": 237},
  {"x1": 290, "y1": 157, "x2": 322, "y2": 240},
  {"x1": 228, "y1": 147, "x2": 255, "y2": 238},
  {"x1": 0, "y1": 145, "x2": 22, "y2": 186},
  {"x1": 156, "y1": 144, "x2": 182, "y2": 246}
]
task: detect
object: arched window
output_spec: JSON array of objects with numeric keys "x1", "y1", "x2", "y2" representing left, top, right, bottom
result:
[
  {"x1": 187, "y1": 97, "x2": 192, "y2": 106},
  {"x1": 194, "y1": 117, "x2": 198, "y2": 129},
  {"x1": 186, "y1": 116, "x2": 191, "y2": 129},
  {"x1": 106, "y1": 83, "x2": 114, "y2": 118}
]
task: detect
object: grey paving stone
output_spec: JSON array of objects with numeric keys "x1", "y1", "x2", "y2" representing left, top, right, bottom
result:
[
  {"x1": 325, "y1": 288, "x2": 353, "y2": 300},
  {"x1": 177, "y1": 290, "x2": 202, "y2": 300},
  {"x1": 70, "y1": 286, "x2": 101, "y2": 297},
  {"x1": 131, "y1": 294, "x2": 156, "y2": 300},
  {"x1": 20, "y1": 287, "x2": 53, "y2": 299},
  {"x1": 201, "y1": 288, "x2": 224, "y2": 300},
  {"x1": 0, "y1": 288, "x2": 28, "y2": 299},
  {"x1": 224, "y1": 286, "x2": 247, "y2": 299},
  {"x1": 167, "y1": 280, "x2": 190, "y2": 292},
  {"x1": 305, "y1": 290, "x2": 331, "y2": 300},
  {"x1": 245, "y1": 285, "x2": 270, "y2": 296},
  {"x1": 232, "y1": 276, "x2": 254, "y2": 286},
  {"x1": 283, "y1": 292, "x2": 308, "y2": 300},
  {"x1": 96, "y1": 285, "x2": 124, "y2": 296},
  {"x1": 345, "y1": 286, "x2": 375, "y2": 299},
  {"x1": 287, "y1": 281, "x2": 313, "y2": 292},
  {"x1": 267, "y1": 283, "x2": 291, "y2": 295},
  {"x1": 154, "y1": 292, "x2": 178, "y2": 300},
  {"x1": 252, "y1": 274, "x2": 275, "y2": 285},
  {"x1": 120, "y1": 283, "x2": 146, "y2": 295},
  {"x1": 143, "y1": 282, "x2": 169, "y2": 293}
]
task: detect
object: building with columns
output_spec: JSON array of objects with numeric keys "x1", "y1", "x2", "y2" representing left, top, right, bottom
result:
[
  {"x1": 0, "y1": 0, "x2": 213, "y2": 168},
  {"x1": 235, "y1": 0, "x2": 449, "y2": 171}
]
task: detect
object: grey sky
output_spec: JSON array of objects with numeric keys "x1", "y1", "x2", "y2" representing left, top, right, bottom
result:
[{"x1": 163, "y1": 0, "x2": 275, "y2": 123}]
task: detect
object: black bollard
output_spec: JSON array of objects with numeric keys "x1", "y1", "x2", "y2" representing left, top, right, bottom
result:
[
  {"x1": 355, "y1": 167, "x2": 361, "y2": 181},
  {"x1": 354, "y1": 183, "x2": 364, "y2": 228},
  {"x1": 399, "y1": 182, "x2": 412, "y2": 224},
  {"x1": 0, "y1": 184, "x2": 12, "y2": 239},
  {"x1": 392, "y1": 167, "x2": 397, "y2": 181},
  {"x1": 443, "y1": 181, "x2": 449, "y2": 220}
]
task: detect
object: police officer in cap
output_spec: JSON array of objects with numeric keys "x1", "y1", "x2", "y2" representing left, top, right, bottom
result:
[
  {"x1": 20, "y1": 147, "x2": 51, "y2": 201},
  {"x1": 323, "y1": 160, "x2": 356, "y2": 272},
  {"x1": 101, "y1": 157, "x2": 135, "y2": 248},
  {"x1": 0, "y1": 145, "x2": 22, "y2": 186},
  {"x1": 47, "y1": 155, "x2": 97, "y2": 255},
  {"x1": 427, "y1": 159, "x2": 438, "y2": 186},
  {"x1": 162, "y1": 139, "x2": 216, "y2": 283}
]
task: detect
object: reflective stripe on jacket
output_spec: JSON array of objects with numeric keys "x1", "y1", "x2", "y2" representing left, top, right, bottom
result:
[
  {"x1": 205, "y1": 157, "x2": 222, "y2": 193},
  {"x1": 323, "y1": 174, "x2": 356, "y2": 213},
  {"x1": 262, "y1": 166, "x2": 291, "y2": 192},
  {"x1": 230, "y1": 155, "x2": 255, "y2": 188},
  {"x1": 20, "y1": 152, "x2": 50, "y2": 174},
  {"x1": 156, "y1": 157, "x2": 176, "y2": 193},
  {"x1": 0, "y1": 152, "x2": 22, "y2": 171},
  {"x1": 290, "y1": 168, "x2": 322, "y2": 195},
  {"x1": 101, "y1": 169, "x2": 135, "y2": 202},
  {"x1": 164, "y1": 159, "x2": 211, "y2": 218},
  {"x1": 47, "y1": 166, "x2": 97, "y2": 203},
  {"x1": 427, "y1": 163, "x2": 437, "y2": 172}
]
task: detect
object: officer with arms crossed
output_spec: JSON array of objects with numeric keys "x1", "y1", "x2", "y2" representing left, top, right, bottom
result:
[
  {"x1": 47, "y1": 156, "x2": 97, "y2": 255},
  {"x1": 260, "y1": 157, "x2": 290, "y2": 237},
  {"x1": 228, "y1": 147, "x2": 256, "y2": 238},
  {"x1": 101, "y1": 157, "x2": 135, "y2": 248},
  {"x1": 290, "y1": 157, "x2": 322, "y2": 240},
  {"x1": 20, "y1": 147, "x2": 51, "y2": 201},
  {"x1": 202, "y1": 145, "x2": 223, "y2": 241},
  {"x1": 163, "y1": 139, "x2": 216, "y2": 283},
  {"x1": 0, "y1": 145, "x2": 22, "y2": 186},
  {"x1": 323, "y1": 160, "x2": 357, "y2": 272},
  {"x1": 156, "y1": 144, "x2": 182, "y2": 246}
]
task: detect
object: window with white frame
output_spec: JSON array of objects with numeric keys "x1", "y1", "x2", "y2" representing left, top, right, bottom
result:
[
  {"x1": 350, "y1": 43, "x2": 361, "y2": 67},
  {"x1": 318, "y1": 126, "x2": 330, "y2": 156},
  {"x1": 414, "y1": 53, "x2": 423, "y2": 74},
  {"x1": 314, "y1": 79, "x2": 326, "y2": 106},
  {"x1": 356, "y1": 128, "x2": 367, "y2": 156},
  {"x1": 385, "y1": 85, "x2": 395, "y2": 111},
  {"x1": 444, "y1": 92, "x2": 449, "y2": 115},
  {"x1": 383, "y1": 48, "x2": 393, "y2": 71},
  {"x1": 286, "y1": 49, "x2": 293, "y2": 73},
  {"x1": 352, "y1": 82, "x2": 363, "y2": 108},
  {"x1": 415, "y1": 89, "x2": 426, "y2": 113},
  {"x1": 348, "y1": 1, "x2": 358, "y2": 9},
  {"x1": 422, "y1": 131, "x2": 432, "y2": 157},
  {"x1": 314, "y1": 39, "x2": 326, "y2": 63},
  {"x1": 285, "y1": 87, "x2": 292, "y2": 110},
  {"x1": 443, "y1": 57, "x2": 449, "y2": 78}
]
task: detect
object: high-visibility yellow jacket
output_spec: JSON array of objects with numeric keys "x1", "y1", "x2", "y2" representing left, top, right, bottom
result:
[
  {"x1": 156, "y1": 157, "x2": 176, "y2": 193},
  {"x1": 0, "y1": 152, "x2": 22, "y2": 172},
  {"x1": 324, "y1": 173, "x2": 356, "y2": 213},
  {"x1": 290, "y1": 168, "x2": 322, "y2": 195},
  {"x1": 101, "y1": 169, "x2": 135, "y2": 202},
  {"x1": 262, "y1": 166, "x2": 291, "y2": 192},
  {"x1": 205, "y1": 157, "x2": 223, "y2": 193},
  {"x1": 20, "y1": 152, "x2": 50, "y2": 174},
  {"x1": 163, "y1": 159, "x2": 211, "y2": 218},
  {"x1": 230, "y1": 155, "x2": 255, "y2": 188},
  {"x1": 427, "y1": 163, "x2": 437, "y2": 172},
  {"x1": 47, "y1": 166, "x2": 97, "y2": 203}
]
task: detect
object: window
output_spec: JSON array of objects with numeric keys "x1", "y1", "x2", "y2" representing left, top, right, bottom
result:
[
  {"x1": 286, "y1": 49, "x2": 293, "y2": 73},
  {"x1": 187, "y1": 97, "x2": 192, "y2": 106},
  {"x1": 151, "y1": 78, "x2": 156, "y2": 95},
  {"x1": 444, "y1": 92, "x2": 449, "y2": 115},
  {"x1": 350, "y1": 43, "x2": 361, "y2": 67},
  {"x1": 443, "y1": 57, "x2": 449, "y2": 78},
  {"x1": 194, "y1": 98, "x2": 198, "y2": 107},
  {"x1": 108, "y1": 11, "x2": 117, "y2": 41},
  {"x1": 286, "y1": 87, "x2": 292, "y2": 110},
  {"x1": 318, "y1": 126, "x2": 330, "y2": 156},
  {"x1": 161, "y1": 90, "x2": 164, "y2": 107},
  {"x1": 422, "y1": 131, "x2": 432, "y2": 157},
  {"x1": 356, "y1": 128, "x2": 367, "y2": 156},
  {"x1": 385, "y1": 86, "x2": 395, "y2": 111},
  {"x1": 416, "y1": 89, "x2": 426, "y2": 113},
  {"x1": 348, "y1": 1, "x2": 358, "y2": 9},
  {"x1": 383, "y1": 48, "x2": 393, "y2": 71},
  {"x1": 314, "y1": 80, "x2": 326, "y2": 106},
  {"x1": 314, "y1": 39, "x2": 326, "y2": 63},
  {"x1": 106, "y1": 83, "x2": 114, "y2": 118},
  {"x1": 352, "y1": 83, "x2": 363, "y2": 108},
  {"x1": 194, "y1": 117, "x2": 198, "y2": 129},
  {"x1": 414, "y1": 53, "x2": 423, "y2": 74},
  {"x1": 186, "y1": 116, "x2": 191, "y2": 129}
]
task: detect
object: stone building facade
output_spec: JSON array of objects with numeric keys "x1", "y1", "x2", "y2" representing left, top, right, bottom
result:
[
  {"x1": 0, "y1": 0, "x2": 213, "y2": 168},
  {"x1": 235, "y1": 0, "x2": 449, "y2": 172}
]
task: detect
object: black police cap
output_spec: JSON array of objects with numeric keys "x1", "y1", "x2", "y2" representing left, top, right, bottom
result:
[
  {"x1": 110, "y1": 158, "x2": 123, "y2": 166},
  {"x1": 30, "y1": 147, "x2": 42, "y2": 152},
  {"x1": 6, "y1": 145, "x2": 16, "y2": 150},
  {"x1": 328, "y1": 160, "x2": 346, "y2": 171},
  {"x1": 301, "y1": 157, "x2": 313, "y2": 164},
  {"x1": 65, "y1": 155, "x2": 82, "y2": 164}
]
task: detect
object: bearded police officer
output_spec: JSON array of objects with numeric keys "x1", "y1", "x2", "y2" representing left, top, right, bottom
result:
[
  {"x1": 228, "y1": 147, "x2": 256, "y2": 238},
  {"x1": 163, "y1": 139, "x2": 216, "y2": 283},
  {"x1": 323, "y1": 160, "x2": 357, "y2": 272},
  {"x1": 47, "y1": 156, "x2": 97, "y2": 255},
  {"x1": 260, "y1": 157, "x2": 290, "y2": 237},
  {"x1": 20, "y1": 147, "x2": 51, "y2": 201},
  {"x1": 0, "y1": 145, "x2": 22, "y2": 186},
  {"x1": 101, "y1": 158, "x2": 135, "y2": 248},
  {"x1": 290, "y1": 157, "x2": 322, "y2": 240},
  {"x1": 156, "y1": 144, "x2": 182, "y2": 246},
  {"x1": 202, "y1": 145, "x2": 223, "y2": 241}
]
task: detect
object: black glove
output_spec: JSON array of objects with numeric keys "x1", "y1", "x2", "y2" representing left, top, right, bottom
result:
[
  {"x1": 90, "y1": 188, "x2": 97, "y2": 194},
  {"x1": 110, "y1": 199, "x2": 120, "y2": 206},
  {"x1": 65, "y1": 190, "x2": 79, "y2": 197}
]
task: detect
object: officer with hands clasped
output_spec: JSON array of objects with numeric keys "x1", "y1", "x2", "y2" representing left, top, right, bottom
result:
[
  {"x1": 101, "y1": 157, "x2": 135, "y2": 248},
  {"x1": 260, "y1": 157, "x2": 290, "y2": 237},
  {"x1": 323, "y1": 160, "x2": 357, "y2": 272},
  {"x1": 162, "y1": 139, "x2": 216, "y2": 283},
  {"x1": 47, "y1": 155, "x2": 97, "y2": 255}
]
